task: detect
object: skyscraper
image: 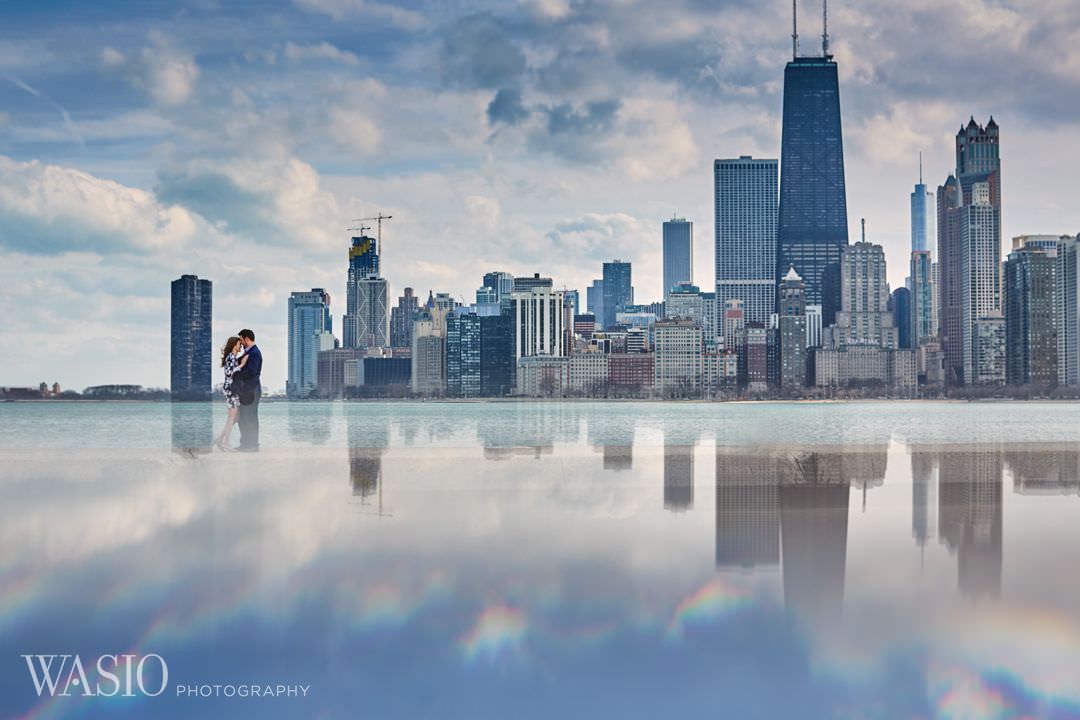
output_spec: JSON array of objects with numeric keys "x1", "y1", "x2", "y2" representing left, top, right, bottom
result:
[
  {"x1": 389, "y1": 287, "x2": 418, "y2": 350},
  {"x1": 602, "y1": 261, "x2": 632, "y2": 329},
  {"x1": 662, "y1": 217, "x2": 693, "y2": 302},
  {"x1": 513, "y1": 288, "x2": 567, "y2": 359},
  {"x1": 1059, "y1": 235, "x2": 1080, "y2": 385},
  {"x1": 777, "y1": 267, "x2": 807, "y2": 388},
  {"x1": 911, "y1": 157, "x2": 934, "y2": 253},
  {"x1": 482, "y1": 271, "x2": 515, "y2": 302},
  {"x1": 1004, "y1": 246, "x2": 1058, "y2": 386},
  {"x1": 343, "y1": 231, "x2": 388, "y2": 350},
  {"x1": 961, "y1": 181, "x2": 1003, "y2": 385},
  {"x1": 586, "y1": 279, "x2": 604, "y2": 329},
  {"x1": 910, "y1": 250, "x2": 935, "y2": 346},
  {"x1": 937, "y1": 174, "x2": 964, "y2": 382},
  {"x1": 170, "y1": 274, "x2": 212, "y2": 400},
  {"x1": 287, "y1": 288, "x2": 335, "y2": 398},
  {"x1": 891, "y1": 287, "x2": 912, "y2": 350},
  {"x1": 777, "y1": 44, "x2": 849, "y2": 326},
  {"x1": 715, "y1": 156, "x2": 778, "y2": 332}
]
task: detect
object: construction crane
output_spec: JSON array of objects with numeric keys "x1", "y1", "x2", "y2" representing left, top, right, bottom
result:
[{"x1": 352, "y1": 213, "x2": 393, "y2": 248}]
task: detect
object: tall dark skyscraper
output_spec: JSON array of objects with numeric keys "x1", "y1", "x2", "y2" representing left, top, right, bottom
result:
[
  {"x1": 170, "y1": 274, "x2": 212, "y2": 400},
  {"x1": 777, "y1": 35, "x2": 849, "y2": 325},
  {"x1": 601, "y1": 261, "x2": 632, "y2": 329}
]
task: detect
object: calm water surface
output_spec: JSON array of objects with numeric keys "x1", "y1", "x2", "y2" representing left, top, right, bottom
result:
[{"x1": 2, "y1": 401, "x2": 1079, "y2": 719}]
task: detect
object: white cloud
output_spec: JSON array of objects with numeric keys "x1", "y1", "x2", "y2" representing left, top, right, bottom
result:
[
  {"x1": 0, "y1": 156, "x2": 203, "y2": 255},
  {"x1": 283, "y1": 41, "x2": 360, "y2": 66},
  {"x1": 102, "y1": 34, "x2": 199, "y2": 107},
  {"x1": 292, "y1": 0, "x2": 427, "y2": 30},
  {"x1": 326, "y1": 106, "x2": 381, "y2": 155}
]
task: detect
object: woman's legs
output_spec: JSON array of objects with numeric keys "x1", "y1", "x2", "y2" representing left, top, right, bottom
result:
[{"x1": 217, "y1": 406, "x2": 239, "y2": 449}]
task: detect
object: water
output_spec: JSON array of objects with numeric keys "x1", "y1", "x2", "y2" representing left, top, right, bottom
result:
[{"x1": 2, "y1": 401, "x2": 1079, "y2": 718}]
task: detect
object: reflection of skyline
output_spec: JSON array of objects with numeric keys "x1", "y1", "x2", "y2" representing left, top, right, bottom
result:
[
  {"x1": 715, "y1": 452, "x2": 780, "y2": 568},
  {"x1": 911, "y1": 450, "x2": 938, "y2": 549},
  {"x1": 1006, "y1": 444, "x2": 1080, "y2": 496},
  {"x1": 476, "y1": 404, "x2": 581, "y2": 460},
  {"x1": 288, "y1": 402, "x2": 332, "y2": 445},
  {"x1": 663, "y1": 444, "x2": 694, "y2": 511},
  {"x1": 912, "y1": 444, "x2": 1004, "y2": 601},
  {"x1": 346, "y1": 409, "x2": 390, "y2": 508},
  {"x1": 589, "y1": 414, "x2": 635, "y2": 472}
]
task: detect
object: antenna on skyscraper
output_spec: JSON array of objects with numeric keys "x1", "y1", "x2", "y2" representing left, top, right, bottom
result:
[
  {"x1": 822, "y1": 0, "x2": 831, "y2": 58},
  {"x1": 861, "y1": 217, "x2": 866, "y2": 243},
  {"x1": 919, "y1": 152, "x2": 923, "y2": 184},
  {"x1": 792, "y1": 0, "x2": 799, "y2": 59}
]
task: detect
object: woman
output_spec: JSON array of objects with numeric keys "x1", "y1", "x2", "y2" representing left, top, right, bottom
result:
[{"x1": 214, "y1": 336, "x2": 248, "y2": 451}]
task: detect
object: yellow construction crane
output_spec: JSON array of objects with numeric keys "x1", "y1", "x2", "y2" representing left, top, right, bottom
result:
[{"x1": 352, "y1": 213, "x2": 393, "y2": 248}]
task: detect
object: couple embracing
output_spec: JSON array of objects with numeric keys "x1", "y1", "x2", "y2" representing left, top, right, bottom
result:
[{"x1": 215, "y1": 328, "x2": 262, "y2": 452}]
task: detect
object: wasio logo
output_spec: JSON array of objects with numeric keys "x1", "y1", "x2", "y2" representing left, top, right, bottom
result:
[{"x1": 22, "y1": 653, "x2": 168, "y2": 698}]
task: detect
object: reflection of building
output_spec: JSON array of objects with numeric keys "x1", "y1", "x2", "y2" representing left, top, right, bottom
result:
[
  {"x1": 663, "y1": 441, "x2": 695, "y2": 512},
  {"x1": 346, "y1": 409, "x2": 390, "y2": 510},
  {"x1": 928, "y1": 445, "x2": 1004, "y2": 600},
  {"x1": 288, "y1": 402, "x2": 332, "y2": 445},
  {"x1": 779, "y1": 450, "x2": 854, "y2": 629},
  {"x1": 170, "y1": 274, "x2": 213, "y2": 400},
  {"x1": 170, "y1": 401, "x2": 213, "y2": 456},
  {"x1": 1005, "y1": 445, "x2": 1080, "y2": 496},
  {"x1": 910, "y1": 450, "x2": 938, "y2": 549},
  {"x1": 715, "y1": 452, "x2": 780, "y2": 568}
]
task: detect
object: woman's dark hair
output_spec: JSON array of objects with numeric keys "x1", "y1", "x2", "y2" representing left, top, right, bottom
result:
[{"x1": 221, "y1": 336, "x2": 242, "y2": 367}]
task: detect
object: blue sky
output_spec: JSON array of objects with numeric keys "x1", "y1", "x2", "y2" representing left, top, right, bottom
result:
[{"x1": 2, "y1": 0, "x2": 1080, "y2": 389}]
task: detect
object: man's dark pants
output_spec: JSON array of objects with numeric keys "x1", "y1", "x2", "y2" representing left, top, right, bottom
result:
[{"x1": 237, "y1": 391, "x2": 260, "y2": 450}]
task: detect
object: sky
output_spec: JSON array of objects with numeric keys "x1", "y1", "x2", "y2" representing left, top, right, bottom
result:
[{"x1": 2, "y1": 0, "x2": 1080, "y2": 391}]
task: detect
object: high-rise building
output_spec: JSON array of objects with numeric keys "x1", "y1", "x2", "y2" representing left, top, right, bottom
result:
[
  {"x1": 389, "y1": 287, "x2": 418, "y2": 350},
  {"x1": 715, "y1": 156, "x2": 778, "y2": 331},
  {"x1": 911, "y1": 158, "x2": 934, "y2": 253},
  {"x1": 1058, "y1": 235, "x2": 1080, "y2": 386},
  {"x1": 586, "y1": 279, "x2": 604, "y2": 329},
  {"x1": 777, "y1": 267, "x2": 807, "y2": 388},
  {"x1": 910, "y1": 250, "x2": 935, "y2": 346},
  {"x1": 1004, "y1": 246, "x2": 1058, "y2": 386},
  {"x1": 480, "y1": 313, "x2": 516, "y2": 396},
  {"x1": 287, "y1": 288, "x2": 335, "y2": 398},
  {"x1": 602, "y1": 261, "x2": 633, "y2": 329},
  {"x1": 891, "y1": 287, "x2": 913, "y2": 350},
  {"x1": 654, "y1": 318, "x2": 704, "y2": 395},
  {"x1": 665, "y1": 282, "x2": 705, "y2": 324},
  {"x1": 721, "y1": 298, "x2": 746, "y2": 353},
  {"x1": 961, "y1": 181, "x2": 1003, "y2": 385},
  {"x1": 662, "y1": 217, "x2": 693, "y2": 302},
  {"x1": 411, "y1": 304, "x2": 450, "y2": 396},
  {"x1": 343, "y1": 232, "x2": 388, "y2": 350},
  {"x1": 937, "y1": 174, "x2": 964, "y2": 383},
  {"x1": 777, "y1": 49, "x2": 849, "y2": 326},
  {"x1": 513, "y1": 288, "x2": 566, "y2": 359},
  {"x1": 446, "y1": 311, "x2": 482, "y2": 398},
  {"x1": 170, "y1": 274, "x2": 212, "y2": 400},
  {"x1": 513, "y1": 273, "x2": 553, "y2": 293},
  {"x1": 938, "y1": 117, "x2": 1004, "y2": 385},
  {"x1": 815, "y1": 239, "x2": 916, "y2": 390},
  {"x1": 482, "y1": 271, "x2": 515, "y2": 302}
]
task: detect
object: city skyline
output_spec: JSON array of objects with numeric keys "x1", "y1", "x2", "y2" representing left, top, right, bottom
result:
[{"x1": 3, "y1": 1, "x2": 1080, "y2": 389}]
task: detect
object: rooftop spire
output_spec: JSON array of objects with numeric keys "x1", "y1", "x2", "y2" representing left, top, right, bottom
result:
[
  {"x1": 919, "y1": 151, "x2": 923, "y2": 184},
  {"x1": 861, "y1": 217, "x2": 866, "y2": 243},
  {"x1": 822, "y1": 0, "x2": 830, "y2": 58},
  {"x1": 792, "y1": 0, "x2": 799, "y2": 59}
]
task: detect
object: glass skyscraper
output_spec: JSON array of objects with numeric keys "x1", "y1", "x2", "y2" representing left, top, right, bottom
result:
[
  {"x1": 344, "y1": 232, "x2": 388, "y2": 350},
  {"x1": 601, "y1": 261, "x2": 632, "y2": 329},
  {"x1": 911, "y1": 165, "x2": 933, "y2": 253},
  {"x1": 777, "y1": 56, "x2": 849, "y2": 326},
  {"x1": 170, "y1": 274, "x2": 212, "y2": 400},
  {"x1": 287, "y1": 288, "x2": 334, "y2": 398},
  {"x1": 715, "y1": 156, "x2": 778, "y2": 333},
  {"x1": 662, "y1": 218, "x2": 693, "y2": 302}
]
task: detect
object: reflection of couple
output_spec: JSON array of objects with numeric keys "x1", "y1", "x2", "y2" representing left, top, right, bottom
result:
[{"x1": 215, "y1": 329, "x2": 262, "y2": 452}]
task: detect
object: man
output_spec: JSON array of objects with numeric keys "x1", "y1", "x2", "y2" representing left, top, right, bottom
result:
[{"x1": 236, "y1": 328, "x2": 263, "y2": 451}]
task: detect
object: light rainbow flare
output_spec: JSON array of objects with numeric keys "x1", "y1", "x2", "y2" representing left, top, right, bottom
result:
[
  {"x1": 459, "y1": 603, "x2": 528, "y2": 663},
  {"x1": 667, "y1": 579, "x2": 749, "y2": 639}
]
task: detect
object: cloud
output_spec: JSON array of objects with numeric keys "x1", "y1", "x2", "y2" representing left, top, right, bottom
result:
[
  {"x1": 438, "y1": 13, "x2": 528, "y2": 90},
  {"x1": 487, "y1": 88, "x2": 530, "y2": 126},
  {"x1": 0, "y1": 156, "x2": 202, "y2": 255},
  {"x1": 102, "y1": 34, "x2": 199, "y2": 107},
  {"x1": 283, "y1": 41, "x2": 360, "y2": 66},
  {"x1": 326, "y1": 106, "x2": 381, "y2": 155},
  {"x1": 292, "y1": 0, "x2": 426, "y2": 30},
  {"x1": 155, "y1": 155, "x2": 342, "y2": 251}
]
